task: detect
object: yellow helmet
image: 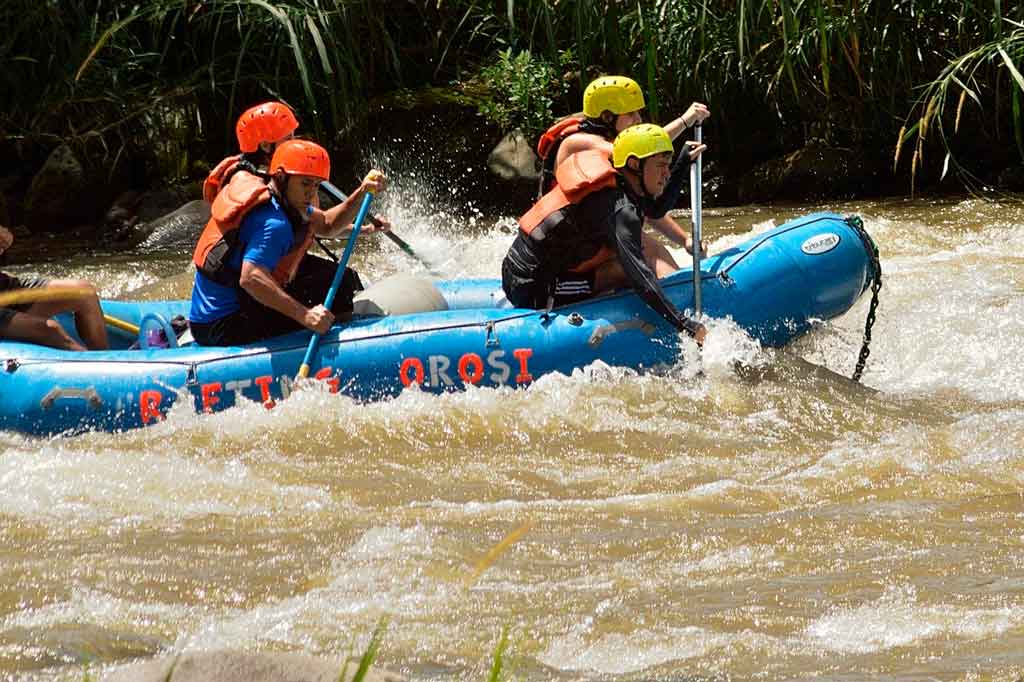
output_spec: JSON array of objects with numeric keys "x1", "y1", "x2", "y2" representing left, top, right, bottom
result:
[
  {"x1": 583, "y1": 76, "x2": 645, "y2": 118},
  {"x1": 612, "y1": 124, "x2": 674, "y2": 168}
]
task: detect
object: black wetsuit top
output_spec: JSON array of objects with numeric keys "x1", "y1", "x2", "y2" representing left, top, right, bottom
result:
[{"x1": 503, "y1": 150, "x2": 699, "y2": 336}]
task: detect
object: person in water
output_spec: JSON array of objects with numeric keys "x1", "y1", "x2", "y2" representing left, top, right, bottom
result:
[
  {"x1": 536, "y1": 75, "x2": 710, "y2": 275},
  {"x1": 189, "y1": 140, "x2": 387, "y2": 346},
  {"x1": 503, "y1": 123, "x2": 707, "y2": 345},
  {"x1": 0, "y1": 226, "x2": 109, "y2": 350}
]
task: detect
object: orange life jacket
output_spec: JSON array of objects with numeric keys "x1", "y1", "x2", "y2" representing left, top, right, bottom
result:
[
  {"x1": 536, "y1": 115, "x2": 583, "y2": 161},
  {"x1": 518, "y1": 149, "x2": 620, "y2": 274},
  {"x1": 203, "y1": 155, "x2": 244, "y2": 204},
  {"x1": 192, "y1": 171, "x2": 314, "y2": 287},
  {"x1": 535, "y1": 115, "x2": 585, "y2": 199}
]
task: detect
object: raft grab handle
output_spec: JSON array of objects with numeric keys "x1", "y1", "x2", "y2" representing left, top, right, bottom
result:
[
  {"x1": 40, "y1": 387, "x2": 103, "y2": 410},
  {"x1": 588, "y1": 319, "x2": 657, "y2": 348}
]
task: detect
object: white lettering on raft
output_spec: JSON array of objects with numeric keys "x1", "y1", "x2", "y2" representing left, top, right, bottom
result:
[
  {"x1": 136, "y1": 348, "x2": 538, "y2": 425},
  {"x1": 400, "y1": 348, "x2": 533, "y2": 388}
]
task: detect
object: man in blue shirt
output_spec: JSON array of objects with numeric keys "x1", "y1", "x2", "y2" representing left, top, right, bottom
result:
[{"x1": 189, "y1": 139, "x2": 388, "y2": 346}]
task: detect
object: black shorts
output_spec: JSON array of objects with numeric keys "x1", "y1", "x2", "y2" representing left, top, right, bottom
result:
[
  {"x1": 190, "y1": 255, "x2": 364, "y2": 346},
  {"x1": 551, "y1": 272, "x2": 596, "y2": 306},
  {"x1": 0, "y1": 272, "x2": 50, "y2": 331},
  {"x1": 501, "y1": 259, "x2": 596, "y2": 310}
]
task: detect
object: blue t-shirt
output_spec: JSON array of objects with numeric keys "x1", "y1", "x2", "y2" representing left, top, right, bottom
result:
[{"x1": 190, "y1": 196, "x2": 297, "y2": 324}]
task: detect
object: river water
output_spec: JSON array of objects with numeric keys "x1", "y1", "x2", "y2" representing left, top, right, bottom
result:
[{"x1": 1, "y1": 190, "x2": 1023, "y2": 681}]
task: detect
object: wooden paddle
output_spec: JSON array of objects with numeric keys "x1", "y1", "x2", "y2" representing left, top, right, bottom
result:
[
  {"x1": 0, "y1": 285, "x2": 95, "y2": 308},
  {"x1": 103, "y1": 314, "x2": 139, "y2": 335},
  {"x1": 296, "y1": 191, "x2": 374, "y2": 379},
  {"x1": 0, "y1": 286, "x2": 141, "y2": 335}
]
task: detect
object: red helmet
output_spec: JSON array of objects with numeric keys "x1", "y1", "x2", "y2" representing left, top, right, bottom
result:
[
  {"x1": 235, "y1": 101, "x2": 299, "y2": 153},
  {"x1": 269, "y1": 140, "x2": 331, "y2": 181}
]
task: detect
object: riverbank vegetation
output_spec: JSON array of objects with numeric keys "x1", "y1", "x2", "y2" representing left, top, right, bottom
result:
[{"x1": 2, "y1": 1, "x2": 1023, "y2": 228}]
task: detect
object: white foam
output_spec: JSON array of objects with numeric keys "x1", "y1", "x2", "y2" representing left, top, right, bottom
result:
[
  {"x1": 539, "y1": 624, "x2": 738, "y2": 674},
  {"x1": 0, "y1": 438, "x2": 333, "y2": 524},
  {"x1": 804, "y1": 584, "x2": 1024, "y2": 654}
]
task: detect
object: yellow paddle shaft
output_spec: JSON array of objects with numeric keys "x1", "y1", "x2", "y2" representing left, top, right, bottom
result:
[
  {"x1": 103, "y1": 314, "x2": 139, "y2": 334},
  {"x1": 0, "y1": 286, "x2": 140, "y2": 335},
  {"x1": 0, "y1": 286, "x2": 95, "y2": 308}
]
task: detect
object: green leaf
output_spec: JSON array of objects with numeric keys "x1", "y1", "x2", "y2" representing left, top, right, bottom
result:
[
  {"x1": 76, "y1": 10, "x2": 146, "y2": 81},
  {"x1": 998, "y1": 46, "x2": 1024, "y2": 93},
  {"x1": 247, "y1": 0, "x2": 314, "y2": 109},
  {"x1": 487, "y1": 626, "x2": 510, "y2": 682},
  {"x1": 305, "y1": 14, "x2": 333, "y2": 77},
  {"x1": 348, "y1": 618, "x2": 387, "y2": 682}
]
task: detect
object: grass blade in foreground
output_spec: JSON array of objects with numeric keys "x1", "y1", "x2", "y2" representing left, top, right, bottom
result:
[
  {"x1": 487, "y1": 626, "x2": 510, "y2": 682},
  {"x1": 346, "y1": 617, "x2": 388, "y2": 682}
]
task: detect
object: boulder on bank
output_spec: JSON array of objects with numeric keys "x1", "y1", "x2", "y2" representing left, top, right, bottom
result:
[
  {"x1": 997, "y1": 163, "x2": 1024, "y2": 191},
  {"x1": 24, "y1": 144, "x2": 86, "y2": 232},
  {"x1": 735, "y1": 144, "x2": 889, "y2": 203},
  {"x1": 104, "y1": 649, "x2": 406, "y2": 682},
  {"x1": 487, "y1": 130, "x2": 539, "y2": 183},
  {"x1": 22, "y1": 141, "x2": 136, "y2": 234}
]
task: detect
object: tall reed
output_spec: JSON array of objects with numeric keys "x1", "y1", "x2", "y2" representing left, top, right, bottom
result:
[{"x1": 3, "y1": 0, "x2": 1021, "y2": 188}]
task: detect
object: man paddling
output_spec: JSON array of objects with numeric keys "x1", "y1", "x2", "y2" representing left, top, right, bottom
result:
[
  {"x1": 0, "y1": 226, "x2": 109, "y2": 350},
  {"x1": 536, "y1": 76, "x2": 710, "y2": 276},
  {"x1": 189, "y1": 140, "x2": 388, "y2": 346},
  {"x1": 503, "y1": 124, "x2": 707, "y2": 345}
]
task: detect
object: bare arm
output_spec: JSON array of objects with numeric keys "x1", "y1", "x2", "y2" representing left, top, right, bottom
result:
[
  {"x1": 647, "y1": 215, "x2": 689, "y2": 246},
  {"x1": 555, "y1": 133, "x2": 613, "y2": 167},
  {"x1": 238, "y1": 260, "x2": 333, "y2": 333},
  {"x1": 0, "y1": 226, "x2": 13, "y2": 254},
  {"x1": 663, "y1": 102, "x2": 711, "y2": 141},
  {"x1": 646, "y1": 214, "x2": 704, "y2": 255},
  {"x1": 312, "y1": 171, "x2": 388, "y2": 237}
]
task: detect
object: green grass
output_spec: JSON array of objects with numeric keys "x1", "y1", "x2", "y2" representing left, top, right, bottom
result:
[
  {"x1": 487, "y1": 625, "x2": 511, "y2": 682},
  {"x1": 330, "y1": 618, "x2": 510, "y2": 682},
  {"x1": 2, "y1": 0, "x2": 1022, "y2": 188},
  {"x1": 897, "y1": 20, "x2": 1024, "y2": 191},
  {"x1": 344, "y1": 617, "x2": 387, "y2": 682}
]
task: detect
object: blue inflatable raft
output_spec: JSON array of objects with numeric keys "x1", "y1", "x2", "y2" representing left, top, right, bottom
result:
[{"x1": 0, "y1": 213, "x2": 878, "y2": 436}]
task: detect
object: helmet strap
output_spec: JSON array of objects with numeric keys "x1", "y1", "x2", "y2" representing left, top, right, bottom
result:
[
  {"x1": 268, "y1": 172, "x2": 284, "y2": 198},
  {"x1": 580, "y1": 117, "x2": 616, "y2": 141},
  {"x1": 638, "y1": 158, "x2": 656, "y2": 200},
  {"x1": 277, "y1": 177, "x2": 309, "y2": 236},
  {"x1": 238, "y1": 153, "x2": 268, "y2": 178},
  {"x1": 622, "y1": 158, "x2": 655, "y2": 201}
]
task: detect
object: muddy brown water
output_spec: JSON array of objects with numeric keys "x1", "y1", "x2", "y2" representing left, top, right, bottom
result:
[{"x1": 1, "y1": 193, "x2": 1023, "y2": 681}]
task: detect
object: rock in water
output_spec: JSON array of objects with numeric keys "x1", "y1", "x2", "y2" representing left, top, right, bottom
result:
[{"x1": 136, "y1": 200, "x2": 211, "y2": 250}]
